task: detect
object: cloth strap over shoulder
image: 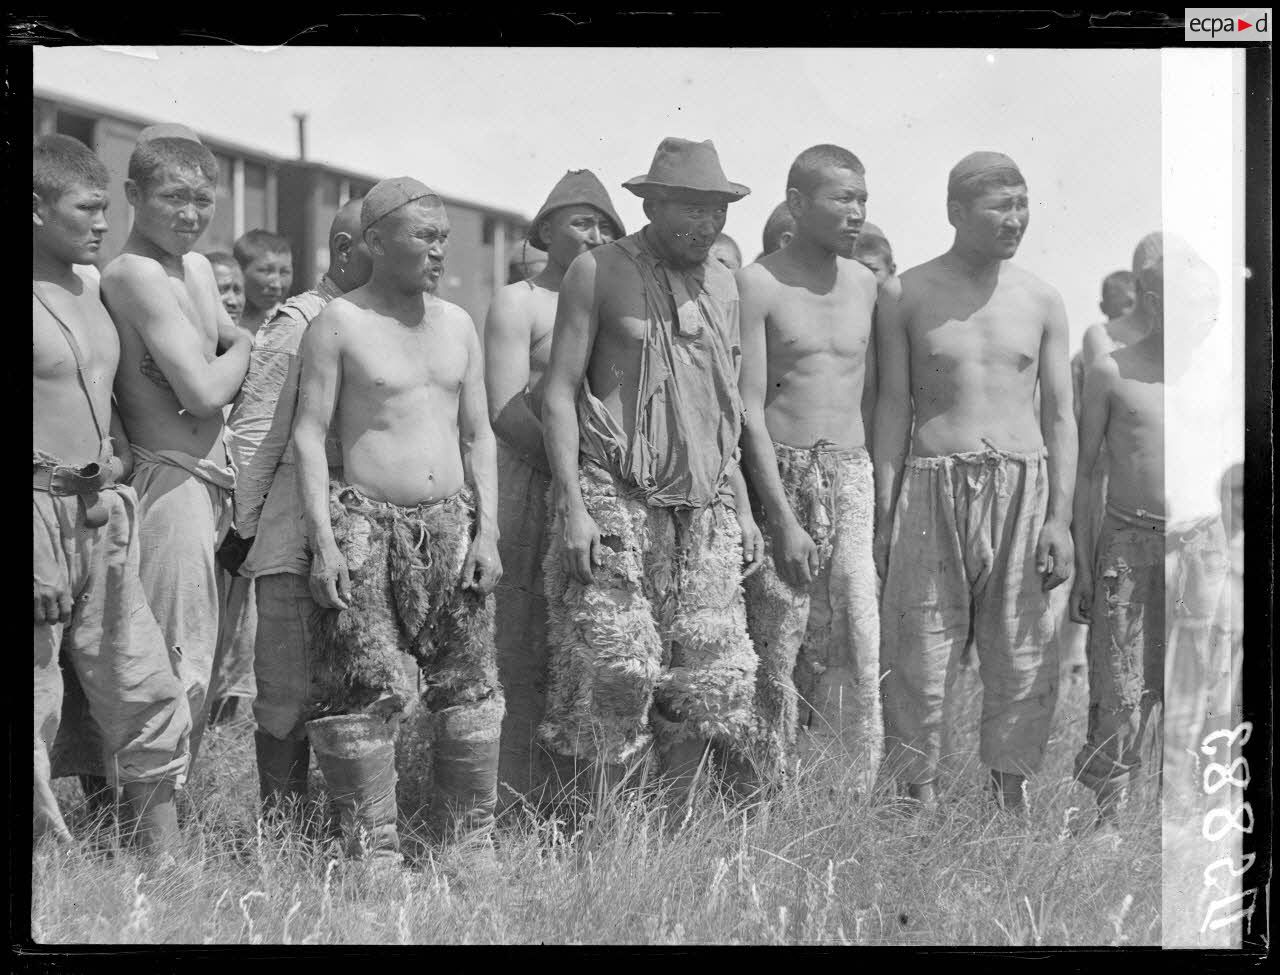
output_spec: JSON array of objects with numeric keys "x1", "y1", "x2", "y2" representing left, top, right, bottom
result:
[{"x1": 33, "y1": 286, "x2": 110, "y2": 444}]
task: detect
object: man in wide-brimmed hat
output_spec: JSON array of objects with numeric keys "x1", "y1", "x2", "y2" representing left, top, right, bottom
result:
[
  {"x1": 539, "y1": 138, "x2": 764, "y2": 810},
  {"x1": 483, "y1": 170, "x2": 624, "y2": 804}
]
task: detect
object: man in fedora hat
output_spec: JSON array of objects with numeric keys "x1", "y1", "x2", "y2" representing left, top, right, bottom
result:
[
  {"x1": 874, "y1": 151, "x2": 1076, "y2": 814},
  {"x1": 293, "y1": 178, "x2": 504, "y2": 867},
  {"x1": 483, "y1": 170, "x2": 625, "y2": 804},
  {"x1": 737, "y1": 145, "x2": 885, "y2": 792},
  {"x1": 539, "y1": 138, "x2": 764, "y2": 810}
]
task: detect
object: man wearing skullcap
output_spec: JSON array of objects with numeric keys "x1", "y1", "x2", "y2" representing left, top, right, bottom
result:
[
  {"x1": 101, "y1": 122, "x2": 251, "y2": 770},
  {"x1": 482, "y1": 170, "x2": 624, "y2": 804},
  {"x1": 293, "y1": 178, "x2": 504, "y2": 868},
  {"x1": 874, "y1": 151, "x2": 1076, "y2": 813},
  {"x1": 540, "y1": 138, "x2": 763, "y2": 812},
  {"x1": 737, "y1": 144, "x2": 884, "y2": 790}
]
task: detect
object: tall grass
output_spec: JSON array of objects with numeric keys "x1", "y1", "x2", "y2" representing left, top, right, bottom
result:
[{"x1": 31, "y1": 662, "x2": 1160, "y2": 945}]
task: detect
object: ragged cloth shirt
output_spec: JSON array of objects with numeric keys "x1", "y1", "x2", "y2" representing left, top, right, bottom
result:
[
  {"x1": 227, "y1": 275, "x2": 344, "y2": 578},
  {"x1": 575, "y1": 229, "x2": 744, "y2": 510}
]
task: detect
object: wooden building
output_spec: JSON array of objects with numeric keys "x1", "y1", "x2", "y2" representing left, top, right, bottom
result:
[{"x1": 33, "y1": 89, "x2": 529, "y2": 324}]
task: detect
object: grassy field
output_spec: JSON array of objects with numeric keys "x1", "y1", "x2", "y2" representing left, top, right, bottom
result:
[{"x1": 30, "y1": 660, "x2": 1160, "y2": 946}]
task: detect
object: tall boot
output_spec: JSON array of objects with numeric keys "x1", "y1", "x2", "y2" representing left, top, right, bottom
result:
[
  {"x1": 254, "y1": 731, "x2": 311, "y2": 816},
  {"x1": 990, "y1": 769, "x2": 1028, "y2": 814},
  {"x1": 430, "y1": 697, "x2": 503, "y2": 849},
  {"x1": 120, "y1": 780, "x2": 180, "y2": 859},
  {"x1": 307, "y1": 713, "x2": 402, "y2": 864},
  {"x1": 78, "y1": 774, "x2": 117, "y2": 823},
  {"x1": 653, "y1": 714, "x2": 711, "y2": 827}
]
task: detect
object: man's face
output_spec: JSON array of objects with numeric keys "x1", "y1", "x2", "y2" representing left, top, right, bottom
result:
[
  {"x1": 212, "y1": 262, "x2": 245, "y2": 324},
  {"x1": 647, "y1": 193, "x2": 729, "y2": 269},
  {"x1": 129, "y1": 166, "x2": 215, "y2": 257},
  {"x1": 34, "y1": 182, "x2": 109, "y2": 266},
  {"x1": 856, "y1": 251, "x2": 895, "y2": 287},
  {"x1": 952, "y1": 183, "x2": 1029, "y2": 260},
  {"x1": 795, "y1": 166, "x2": 867, "y2": 258},
  {"x1": 373, "y1": 200, "x2": 450, "y2": 294},
  {"x1": 1100, "y1": 280, "x2": 1136, "y2": 320},
  {"x1": 710, "y1": 240, "x2": 742, "y2": 271},
  {"x1": 243, "y1": 250, "x2": 293, "y2": 312},
  {"x1": 543, "y1": 205, "x2": 618, "y2": 268}
]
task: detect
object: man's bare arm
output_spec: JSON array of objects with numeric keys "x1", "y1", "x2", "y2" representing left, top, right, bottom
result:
[
  {"x1": 871, "y1": 283, "x2": 911, "y2": 576},
  {"x1": 483, "y1": 287, "x2": 549, "y2": 470},
  {"x1": 293, "y1": 306, "x2": 348, "y2": 609},
  {"x1": 101, "y1": 258, "x2": 250, "y2": 418},
  {"x1": 1036, "y1": 287, "x2": 1077, "y2": 589},
  {"x1": 459, "y1": 314, "x2": 502, "y2": 593},
  {"x1": 108, "y1": 406, "x2": 134, "y2": 481},
  {"x1": 735, "y1": 264, "x2": 817, "y2": 585},
  {"x1": 542, "y1": 251, "x2": 602, "y2": 584},
  {"x1": 1070, "y1": 356, "x2": 1112, "y2": 621}
]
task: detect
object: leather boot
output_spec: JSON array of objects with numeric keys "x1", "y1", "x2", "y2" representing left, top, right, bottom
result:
[
  {"x1": 120, "y1": 780, "x2": 180, "y2": 858},
  {"x1": 990, "y1": 769, "x2": 1028, "y2": 813},
  {"x1": 655, "y1": 726, "x2": 712, "y2": 827},
  {"x1": 255, "y1": 731, "x2": 311, "y2": 816},
  {"x1": 78, "y1": 774, "x2": 117, "y2": 823},
  {"x1": 429, "y1": 698, "x2": 503, "y2": 848},
  {"x1": 307, "y1": 713, "x2": 402, "y2": 864}
]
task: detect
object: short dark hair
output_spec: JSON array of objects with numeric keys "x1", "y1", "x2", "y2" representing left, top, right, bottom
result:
[
  {"x1": 1101, "y1": 269, "x2": 1136, "y2": 295},
  {"x1": 787, "y1": 145, "x2": 865, "y2": 199},
  {"x1": 204, "y1": 250, "x2": 240, "y2": 274},
  {"x1": 233, "y1": 229, "x2": 293, "y2": 268},
  {"x1": 761, "y1": 201, "x2": 796, "y2": 255},
  {"x1": 853, "y1": 231, "x2": 894, "y2": 264},
  {"x1": 128, "y1": 136, "x2": 218, "y2": 194},
  {"x1": 33, "y1": 134, "x2": 109, "y2": 203}
]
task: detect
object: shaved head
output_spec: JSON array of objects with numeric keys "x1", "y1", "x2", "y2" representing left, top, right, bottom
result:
[
  {"x1": 330, "y1": 196, "x2": 364, "y2": 244},
  {"x1": 328, "y1": 196, "x2": 375, "y2": 292}
]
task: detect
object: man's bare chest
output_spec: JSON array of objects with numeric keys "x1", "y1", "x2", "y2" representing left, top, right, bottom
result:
[
  {"x1": 32, "y1": 289, "x2": 119, "y2": 382},
  {"x1": 344, "y1": 330, "x2": 467, "y2": 398}
]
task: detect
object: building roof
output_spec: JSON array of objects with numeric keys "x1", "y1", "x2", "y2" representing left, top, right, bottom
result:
[{"x1": 35, "y1": 86, "x2": 529, "y2": 225}]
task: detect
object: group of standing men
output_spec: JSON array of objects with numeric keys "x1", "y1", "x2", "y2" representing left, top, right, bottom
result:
[{"x1": 35, "y1": 120, "x2": 1235, "y2": 871}]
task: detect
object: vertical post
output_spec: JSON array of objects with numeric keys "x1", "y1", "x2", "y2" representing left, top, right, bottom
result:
[
  {"x1": 265, "y1": 167, "x2": 278, "y2": 233},
  {"x1": 492, "y1": 219, "x2": 506, "y2": 293},
  {"x1": 233, "y1": 158, "x2": 246, "y2": 240},
  {"x1": 293, "y1": 112, "x2": 308, "y2": 161}
]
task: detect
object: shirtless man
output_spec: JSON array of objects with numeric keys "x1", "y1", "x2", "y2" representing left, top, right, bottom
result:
[
  {"x1": 101, "y1": 124, "x2": 252, "y2": 768},
  {"x1": 225, "y1": 197, "x2": 372, "y2": 813},
  {"x1": 294, "y1": 178, "x2": 503, "y2": 864},
  {"x1": 875, "y1": 151, "x2": 1076, "y2": 812},
  {"x1": 539, "y1": 138, "x2": 763, "y2": 809},
  {"x1": 33, "y1": 134, "x2": 190, "y2": 855},
  {"x1": 483, "y1": 170, "x2": 624, "y2": 802},
  {"x1": 737, "y1": 144, "x2": 882, "y2": 788},
  {"x1": 1070, "y1": 234, "x2": 1230, "y2": 821}
]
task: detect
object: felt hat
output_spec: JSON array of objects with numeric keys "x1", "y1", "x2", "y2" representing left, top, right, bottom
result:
[
  {"x1": 137, "y1": 123, "x2": 203, "y2": 145},
  {"x1": 527, "y1": 170, "x2": 627, "y2": 250},
  {"x1": 622, "y1": 138, "x2": 750, "y2": 201},
  {"x1": 361, "y1": 177, "x2": 439, "y2": 233}
]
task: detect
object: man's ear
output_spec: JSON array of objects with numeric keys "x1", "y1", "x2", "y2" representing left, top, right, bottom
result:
[
  {"x1": 124, "y1": 179, "x2": 141, "y2": 209},
  {"x1": 538, "y1": 219, "x2": 552, "y2": 247},
  {"x1": 778, "y1": 230, "x2": 794, "y2": 249},
  {"x1": 365, "y1": 227, "x2": 383, "y2": 257},
  {"x1": 33, "y1": 192, "x2": 45, "y2": 228},
  {"x1": 785, "y1": 187, "x2": 805, "y2": 220},
  {"x1": 946, "y1": 198, "x2": 964, "y2": 230},
  {"x1": 333, "y1": 231, "x2": 352, "y2": 265}
]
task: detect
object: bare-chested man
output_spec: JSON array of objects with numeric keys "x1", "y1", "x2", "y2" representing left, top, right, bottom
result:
[
  {"x1": 483, "y1": 170, "x2": 624, "y2": 802},
  {"x1": 1070, "y1": 234, "x2": 1230, "y2": 823},
  {"x1": 737, "y1": 145, "x2": 882, "y2": 789},
  {"x1": 224, "y1": 197, "x2": 372, "y2": 813},
  {"x1": 540, "y1": 138, "x2": 763, "y2": 808},
  {"x1": 875, "y1": 151, "x2": 1076, "y2": 812},
  {"x1": 294, "y1": 178, "x2": 503, "y2": 865},
  {"x1": 33, "y1": 134, "x2": 190, "y2": 855},
  {"x1": 101, "y1": 125, "x2": 252, "y2": 769}
]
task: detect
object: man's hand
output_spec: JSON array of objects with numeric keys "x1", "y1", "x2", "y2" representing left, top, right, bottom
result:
[
  {"x1": 772, "y1": 515, "x2": 817, "y2": 588},
  {"x1": 738, "y1": 508, "x2": 765, "y2": 580},
  {"x1": 561, "y1": 506, "x2": 603, "y2": 585},
  {"x1": 216, "y1": 528, "x2": 254, "y2": 577},
  {"x1": 34, "y1": 577, "x2": 72, "y2": 626},
  {"x1": 1069, "y1": 569, "x2": 1093, "y2": 624},
  {"x1": 139, "y1": 352, "x2": 174, "y2": 392},
  {"x1": 1036, "y1": 520, "x2": 1074, "y2": 591},
  {"x1": 461, "y1": 533, "x2": 503, "y2": 595},
  {"x1": 309, "y1": 542, "x2": 351, "y2": 610}
]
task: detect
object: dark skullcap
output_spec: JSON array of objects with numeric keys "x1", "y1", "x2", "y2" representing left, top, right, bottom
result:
[
  {"x1": 361, "y1": 176, "x2": 440, "y2": 233},
  {"x1": 947, "y1": 151, "x2": 1025, "y2": 200}
]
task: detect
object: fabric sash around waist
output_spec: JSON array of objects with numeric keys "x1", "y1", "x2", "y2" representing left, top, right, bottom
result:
[
  {"x1": 132, "y1": 443, "x2": 236, "y2": 493},
  {"x1": 1104, "y1": 499, "x2": 1221, "y2": 541},
  {"x1": 335, "y1": 482, "x2": 471, "y2": 518},
  {"x1": 32, "y1": 444, "x2": 123, "y2": 496},
  {"x1": 905, "y1": 441, "x2": 1047, "y2": 470}
]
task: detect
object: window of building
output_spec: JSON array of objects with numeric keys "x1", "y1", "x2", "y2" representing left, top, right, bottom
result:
[{"x1": 55, "y1": 111, "x2": 96, "y2": 149}]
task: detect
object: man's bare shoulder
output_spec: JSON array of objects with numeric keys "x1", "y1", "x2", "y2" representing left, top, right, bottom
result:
[
  {"x1": 305, "y1": 292, "x2": 366, "y2": 345},
  {"x1": 837, "y1": 255, "x2": 878, "y2": 288},
  {"x1": 432, "y1": 296, "x2": 478, "y2": 338},
  {"x1": 735, "y1": 260, "x2": 780, "y2": 299},
  {"x1": 896, "y1": 255, "x2": 948, "y2": 307},
  {"x1": 878, "y1": 275, "x2": 903, "y2": 302},
  {"x1": 1000, "y1": 261, "x2": 1063, "y2": 305},
  {"x1": 100, "y1": 251, "x2": 168, "y2": 295},
  {"x1": 488, "y1": 280, "x2": 541, "y2": 325}
]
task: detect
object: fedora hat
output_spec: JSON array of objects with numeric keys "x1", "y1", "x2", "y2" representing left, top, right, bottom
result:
[
  {"x1": 622, "y1": 137, "x2": 750, "y2": 201},
  {"x1": 527, "y1": 170, "x2": 627, "y2": 250}
]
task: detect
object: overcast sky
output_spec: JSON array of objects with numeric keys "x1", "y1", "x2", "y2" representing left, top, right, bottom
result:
[{"x1": 33, "y1": 46, "x2": 1241, "y2": 360}]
